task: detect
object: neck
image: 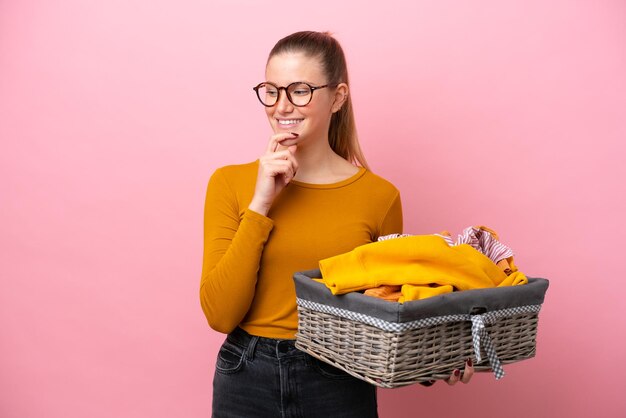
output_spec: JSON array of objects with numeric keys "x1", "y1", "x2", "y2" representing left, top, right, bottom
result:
[{"x1": 287, "y1": 135, "x2": 356, "y2": 183}]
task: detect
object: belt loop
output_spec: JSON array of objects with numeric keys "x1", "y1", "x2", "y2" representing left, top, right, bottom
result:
[{"x1": 245, "y1": 335, "x2": 259, "y2": 362}]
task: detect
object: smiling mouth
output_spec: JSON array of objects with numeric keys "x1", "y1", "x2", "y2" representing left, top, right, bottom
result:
[{"x1": 277, "y1": 119, "x2": 303, "y2": 126}]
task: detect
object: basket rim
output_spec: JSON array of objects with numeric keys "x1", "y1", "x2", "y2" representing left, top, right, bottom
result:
[
  {"x1": 297, "y1": 297, "x2": 542, "y2": 332},
  {"x1": 293, "y1": 269, "x2": 549, "y2": 323}
]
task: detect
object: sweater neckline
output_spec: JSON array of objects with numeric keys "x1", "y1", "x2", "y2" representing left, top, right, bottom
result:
[{"x1": 289, "y1": 167, "x2": 367, "y2": 189}]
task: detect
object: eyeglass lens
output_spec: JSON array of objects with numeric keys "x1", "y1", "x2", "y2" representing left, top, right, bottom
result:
[{"x1": 257, "y1": 83, "x2": 312, "y2": 107}]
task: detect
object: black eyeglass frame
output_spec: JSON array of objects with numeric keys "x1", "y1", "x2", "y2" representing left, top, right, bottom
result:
[{"x1": 252, "y1": 81, "x2": 335, "y2": 107}]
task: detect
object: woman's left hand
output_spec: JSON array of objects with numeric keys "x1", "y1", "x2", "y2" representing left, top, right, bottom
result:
[
  {"x1": 419, "y1": 358, "x2": 474, "y2": 387},
  {"x1": 445, "y1": 358, "x2": 474, "y2": 385}
]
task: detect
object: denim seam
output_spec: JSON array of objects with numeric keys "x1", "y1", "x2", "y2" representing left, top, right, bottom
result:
[{"x1": 245, "y1": 336, "x2": 259, "y2": 362}]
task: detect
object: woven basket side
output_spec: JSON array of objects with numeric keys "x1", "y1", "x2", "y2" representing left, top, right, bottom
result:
[{"x1": 296, "y1": 305, "x2": 540, "y2": 388}]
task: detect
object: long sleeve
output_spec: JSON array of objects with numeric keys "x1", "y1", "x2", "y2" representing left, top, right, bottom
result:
[
  {"x1": 199, "y1": 168, "x2": 273, "y2": 334},
  {"x1": 377, "y1": 190, "x2": 403, "y2": 238}
]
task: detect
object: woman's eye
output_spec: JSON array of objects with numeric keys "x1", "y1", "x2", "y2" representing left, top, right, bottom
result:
[
  {"x1": 293, "y1": 90, "x2": 308, "y2": 96},
  {"x1": 266, "y1": 90, "x2": 278, "y2": 97}
]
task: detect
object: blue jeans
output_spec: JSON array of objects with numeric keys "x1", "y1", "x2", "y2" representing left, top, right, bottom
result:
[{"x1": 212, "y1": 327, "x2": 378, "y2": 418}]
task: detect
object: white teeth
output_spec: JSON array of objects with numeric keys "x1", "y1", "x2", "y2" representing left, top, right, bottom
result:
[{"x1": 278, "y1": 119, "x2": 302, "y2": 125}]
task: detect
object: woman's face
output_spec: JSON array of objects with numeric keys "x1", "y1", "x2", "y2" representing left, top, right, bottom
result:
[{"x1": 264, "y1": 52, "x2": 339, "y2": 147}]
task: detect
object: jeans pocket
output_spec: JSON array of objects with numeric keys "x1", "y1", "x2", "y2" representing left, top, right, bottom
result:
[
  {"x1": 215, "y1": 340, "x2": 245, "y2": 375},
  {"x1": 309, "y1": 356, "x2": 354, "y2": 380}
]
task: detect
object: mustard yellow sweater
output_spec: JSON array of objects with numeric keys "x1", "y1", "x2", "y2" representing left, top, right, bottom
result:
[{"x1": 200, "y1": 161, "x2": 403, "y2": 339}]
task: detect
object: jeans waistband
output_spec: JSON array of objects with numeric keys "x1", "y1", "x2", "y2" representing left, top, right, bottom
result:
[{"x1": 227, "y1": 327, "x2": 302, "y2": 359}]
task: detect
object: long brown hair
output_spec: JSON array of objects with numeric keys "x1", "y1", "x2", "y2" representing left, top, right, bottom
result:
[{"x1": 268, "y1": 31, "x2": 369, "y2": 169}]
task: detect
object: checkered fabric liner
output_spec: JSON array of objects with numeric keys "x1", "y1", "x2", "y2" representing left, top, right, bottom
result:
[{"x1": 296, "y1": 298, "x2": 541, "y2": 380}]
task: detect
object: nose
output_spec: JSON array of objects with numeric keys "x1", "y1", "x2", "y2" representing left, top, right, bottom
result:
[{"x1": 275, "y1": 88, "x2": 294, "y2": 113}]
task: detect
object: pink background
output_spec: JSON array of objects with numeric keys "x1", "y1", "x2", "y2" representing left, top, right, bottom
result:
[{"x1": 1, "y1": 0, "x2": 624, "y2": 417}]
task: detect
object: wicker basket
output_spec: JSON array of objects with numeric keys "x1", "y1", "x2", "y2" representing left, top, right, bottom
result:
[{"x1": 293, "y1": 269, "x2": 549, "y2": 388}]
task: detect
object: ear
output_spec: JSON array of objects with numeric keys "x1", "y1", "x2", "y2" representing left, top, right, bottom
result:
[{"x1": 331, "y1": 83, "x2": 349, "y2": 113}]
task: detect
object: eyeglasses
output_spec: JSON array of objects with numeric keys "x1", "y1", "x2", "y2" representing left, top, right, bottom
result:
[{"x1": 253, "y1": 81, "x2": 332, "y2": 107}]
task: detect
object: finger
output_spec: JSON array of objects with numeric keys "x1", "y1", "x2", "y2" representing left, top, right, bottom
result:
[
  {"x1": 266, "y1": 161, "x2": 293, "y2": 184},
  {"x1": 267, "y1": 149, "x2": 297, "y2": 161},
  {"x1": 267, "y1": 136, "x2": 279, "y2": 153},
  {"x1": 461, "y1": 358, "x2": 474, "y2": 384},
  {"x1": 262, "y1": 160, "x2": 295, "y2": 178},
  {"x1": 267, "y1": 132, "x2": 299, "y2": 153},
  {"x1": 264, "y1": 148, "x2": 299, "y2": 175},
  {"x1": 445, "y1": 369, "x2": 461, "y2": 386},
  {"x1": 275, "y1": 133, "x2": 299, "y2": 152}
]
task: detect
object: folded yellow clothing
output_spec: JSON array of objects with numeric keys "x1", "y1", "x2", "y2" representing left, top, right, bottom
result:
[
  {"x1": 497, "y1": 271, "x2": 527, "y2": 287},
  {"x1": 399, "y1": 284, "x2": 454, "y2": 303},
  {"x1": 319, "y1": 235, "x2": 527, "y2": 296}
]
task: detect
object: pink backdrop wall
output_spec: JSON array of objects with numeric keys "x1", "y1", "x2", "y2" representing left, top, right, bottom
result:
[{"x1": 1, "y1": 1, "x2": 624, "y2": 417}]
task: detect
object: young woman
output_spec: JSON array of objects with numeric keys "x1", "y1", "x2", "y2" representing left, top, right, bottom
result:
[{"x1": 200, "y1": 31, "x2": 473, "y2": 418}]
